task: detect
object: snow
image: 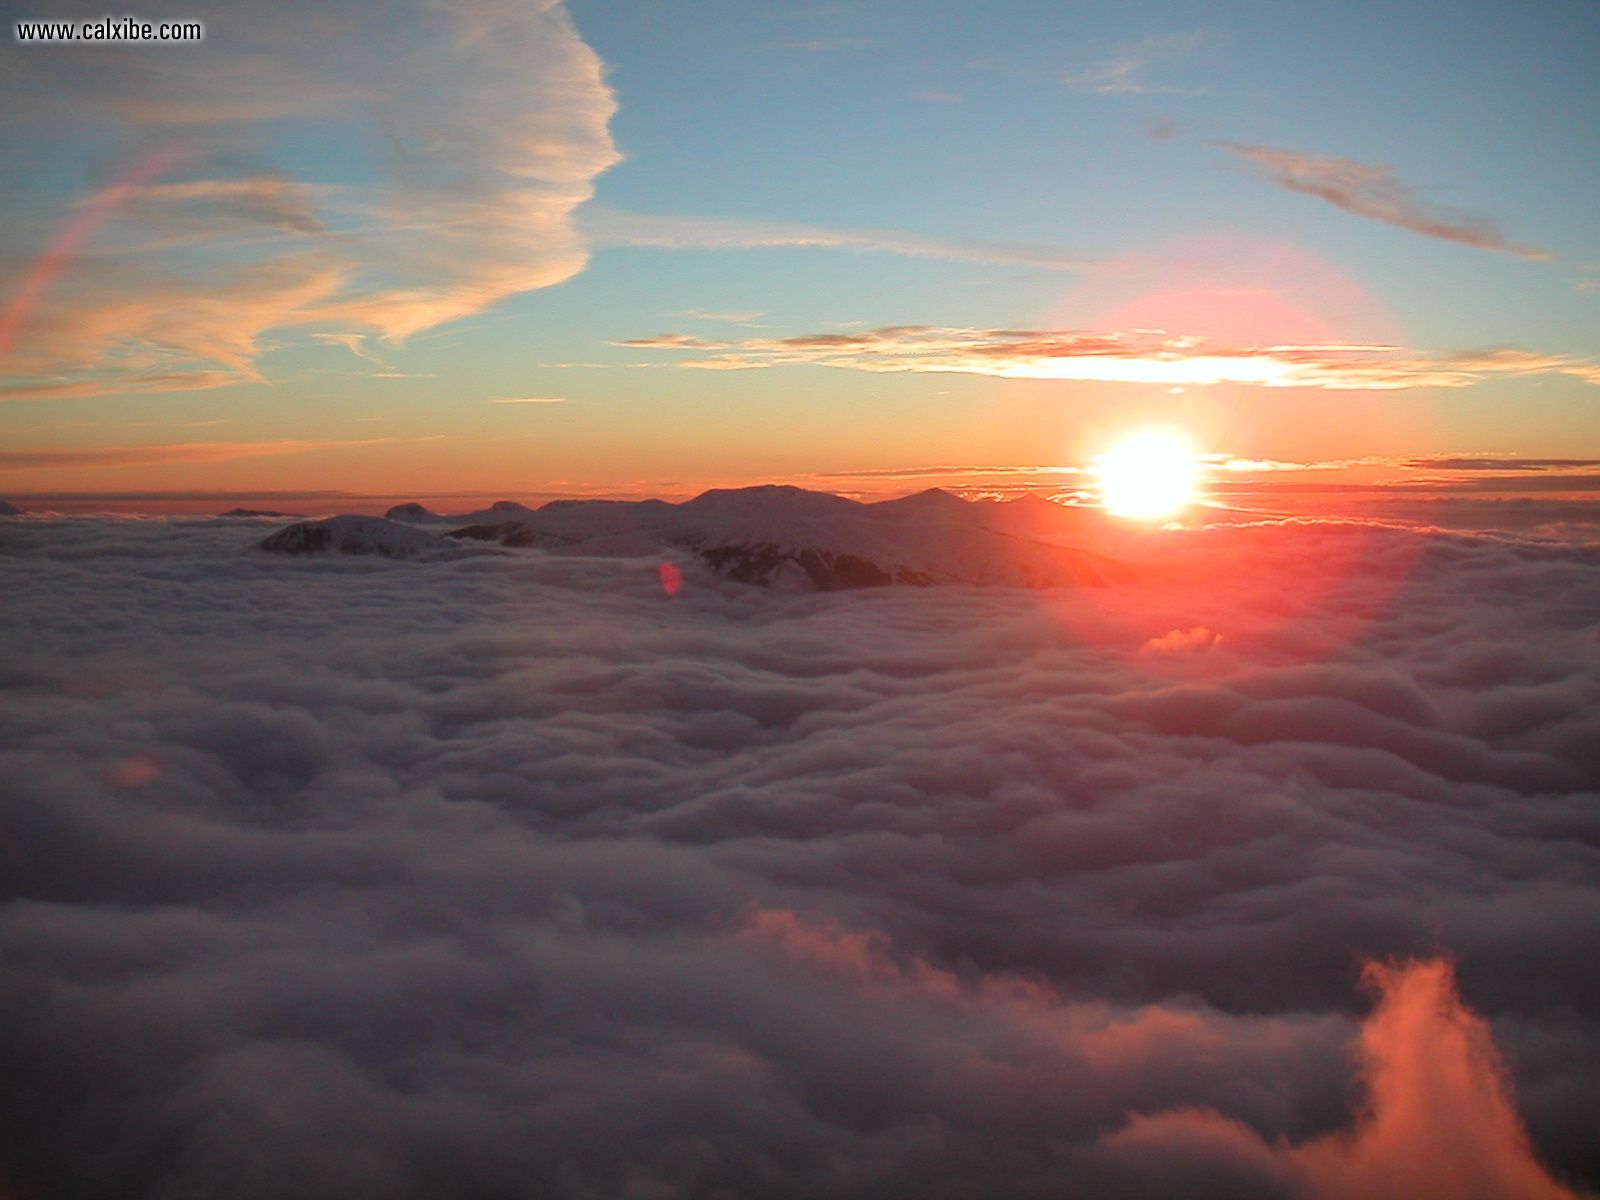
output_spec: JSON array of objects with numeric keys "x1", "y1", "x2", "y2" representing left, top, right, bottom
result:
[
  {"x1": 453, "y1": 486, "x2": 1125, "y2": 590},
  {"x1": 387, "y1": 500, "x2": 536, "y2": 525},
  {"x1": 257, "y1": 515, "x2": 455, "y2": 557}
]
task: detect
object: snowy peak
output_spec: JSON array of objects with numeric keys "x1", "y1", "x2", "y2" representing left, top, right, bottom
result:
[
  {"x1": 679, "y1": 484, "x2": 862, "y2": 522},
  {"x1": 385, "y1": 502, "x2": 440, "y2": 522},
  {"x1": 868, "y1": 488, "x2": 982, "y2": 523},
  {"x1": 449, "y1": 485, "x2": 1126, "y2": 591},
  {"x1": 388, "y1": 500, "x2": 534, "y2": 525},
  {"x1": 257, "y1": 516, "x2": 452, "y2": 557}
]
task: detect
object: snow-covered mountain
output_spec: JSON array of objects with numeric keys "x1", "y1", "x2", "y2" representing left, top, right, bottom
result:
[
  {"x1": 386, "y1": 500, "x2": 535, "y2": 526},
  {"x1": 257, "y1": 515, "x2": 453, "y2": 557},
  {"x1": 448, "y1": 485, "x2": 1127, "y2": 590}
]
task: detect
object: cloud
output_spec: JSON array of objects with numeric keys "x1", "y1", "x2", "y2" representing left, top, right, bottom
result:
[
  {"x1": 1063, "y1": 31, "x2": 1221, "y2": 96},
  {"x1": 617, "y1": 324, "x2": 1600, "y2": 390},
  {"x1": 581, "y1": 207, "x2": 1089, "y2": 269},
  {"x1": 0, "y1": 512, "x2": 1597, "y2": 1195},
  {"x1": 311, "y1": 332, "x2": 386, "y2": 366},
  {"x1": 1213, "y1": 143, "x2": 1550, "y2": 260},
  {"x1": 0, "y1": 436, "x2": 429, "y2": 470},
  {"x1": 0, "y1": 370, "x2": 252, "y2": 403},
  {"x1": 1103, "y1": 960, "x2": 1582, "y2": 1200},
  {"x1": 675, "y1": 309, "x2": 767, "y2": 324},
  {"x1": 0, "y1": 0, "x2": 619, "y2": 398},
  {"x1": 1409, "y1": 457, "x2": 1600, "y2": 472},
  {"x1": 488, "y1": 396, "x2": 566, "y2": 405}
]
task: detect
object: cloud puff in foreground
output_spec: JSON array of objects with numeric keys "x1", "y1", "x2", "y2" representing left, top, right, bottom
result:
[{"x1": 1105, "y1": 959, "x2": 1581, "y2": 1200}]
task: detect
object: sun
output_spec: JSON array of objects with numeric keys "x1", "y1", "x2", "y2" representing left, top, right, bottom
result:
[{"x1": 1094, "y1": 428, "x2": 1200, "y2": 520}]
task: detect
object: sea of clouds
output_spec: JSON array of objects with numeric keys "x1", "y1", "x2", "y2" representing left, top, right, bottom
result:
[{"x1": 1, "y1": 514, "x2": 1597, "y2": 1198}]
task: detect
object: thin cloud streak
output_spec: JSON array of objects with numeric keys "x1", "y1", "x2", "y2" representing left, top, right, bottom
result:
[
  {"x1": 0, "y1": 436, "x2": 435, "y2": 471},
  {"x1": 1214, "y1": 142, "x2": 1550, "y2": 260},
  {"x1": 0, "y1": 371, "x2": 253, "y2": 403},
  {"x1": 582, "y1": 208, "x2": 1090, "y2": 270}
]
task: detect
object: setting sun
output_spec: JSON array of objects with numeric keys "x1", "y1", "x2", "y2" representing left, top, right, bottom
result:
[{"x1": 1094, "y1": 429, "x2": 1200, "y2": 520}]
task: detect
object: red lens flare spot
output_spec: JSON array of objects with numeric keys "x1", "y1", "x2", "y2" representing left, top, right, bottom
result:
[
  {"x1": 658, "y1": 561, "x2": 683, "y2": 596},
  {"x1": 104, "y1": 753, "x2": 164, "y2": 788}
]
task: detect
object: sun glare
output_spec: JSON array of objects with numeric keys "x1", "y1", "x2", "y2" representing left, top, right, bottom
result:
[{"x1": 1095, "y1": 429, "x2": 1200, "y2": 520}]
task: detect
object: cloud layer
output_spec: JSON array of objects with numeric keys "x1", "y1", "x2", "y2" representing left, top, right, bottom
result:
[{"x1": 1, "y1": 513, "x2": 1597, "y2": 1196}]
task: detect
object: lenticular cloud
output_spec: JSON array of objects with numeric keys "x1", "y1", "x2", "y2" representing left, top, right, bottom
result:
[{"x1": 0, "y1": 514, "x2": 1596, "y2": 1198}]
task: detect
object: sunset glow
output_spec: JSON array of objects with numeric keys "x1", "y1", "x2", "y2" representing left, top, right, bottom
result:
[
  {"x1": 2, "y1": 2, "x2": 1597, "y2": 1197},
  {"x1": 1094, "y1": 428, "x2": 1201, "y2": 519}
]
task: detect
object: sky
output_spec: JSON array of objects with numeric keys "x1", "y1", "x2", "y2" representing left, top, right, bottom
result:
[{"x1": 1, "y1": 0, "x2": 1598, "y2": 507}]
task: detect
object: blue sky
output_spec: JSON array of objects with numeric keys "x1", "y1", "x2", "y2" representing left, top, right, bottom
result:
[{"x1": 1, "y1": 0, "x2": 1597, "y2": 501}]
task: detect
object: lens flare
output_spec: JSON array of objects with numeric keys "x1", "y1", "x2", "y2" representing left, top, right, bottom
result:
[{"x1": 1094, "y1": 428, "x2": 1199, "y2": 520}]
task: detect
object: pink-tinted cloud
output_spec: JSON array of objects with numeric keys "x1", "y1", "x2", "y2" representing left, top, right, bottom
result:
[
  {"x1": 1104, "y1": 959, "x2": 1582, "y2": 1200},
  {"x1": 0, "y1": 1, "x2": 619, "y2": 398},
  {"x1": 0, "y1": 371, "x2": 250, "y2": 403},
  {"x1": 1214, "y1": 142, "x2": 1550, "y2": 260}
]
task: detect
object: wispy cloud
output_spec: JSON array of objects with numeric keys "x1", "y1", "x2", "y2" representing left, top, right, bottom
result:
[
  {"x1": 675, "y1": 308, "x2": 767, "y2": 325},
  {"x1": 489, "y1": 396, "x2": 566, "y2": 405},
  {"x1": 0, "y1": 435, "x2": 430, "y2": 471},
  {"x1": 1062, "y1": 31, "x2": 1221, "y2": 96},
  {"x1": 0, "y1": 370, "x2": 252, "y2": 403},
  {"x1": 1214, "y1": 142, "x2": 1550, "y2": 259},
  {"x1": 765, "y1": 37, "x2": 875, "y2": 53},
  {"x1": 582, "y1": 208, "x2": 1088, "y2": 270},
  {"x1": 312, "y1": 332, "x2": 386, "y2": 366},
  {"x1": 619, "y1": 325, "x2": 1600, "y2": 390}
]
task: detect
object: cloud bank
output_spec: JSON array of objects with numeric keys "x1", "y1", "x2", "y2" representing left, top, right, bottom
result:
[
  {"x1": 0, "y1": 513, "x2": 1597, "y2": 1196},
  {"x1": 619, "y1": 325, "x2": 1600, "y2": 390},
  {"x1": 0, "y1": 0, "x2": 619, "y2": 397}
]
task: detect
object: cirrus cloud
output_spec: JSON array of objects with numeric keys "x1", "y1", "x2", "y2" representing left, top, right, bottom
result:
[{"x1": 0, "y1": 0, "x2": 619, "y2": 399}]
